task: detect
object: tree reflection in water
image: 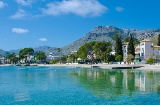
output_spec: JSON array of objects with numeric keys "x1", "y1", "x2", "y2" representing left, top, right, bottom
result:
[{"x1": 70, "y1": 68, "x2": 160, "y2": 99}]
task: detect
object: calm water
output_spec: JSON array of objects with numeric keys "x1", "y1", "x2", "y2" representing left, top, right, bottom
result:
[{"x1": 0, "y1": 66, "x2": 160, "y2": 105}]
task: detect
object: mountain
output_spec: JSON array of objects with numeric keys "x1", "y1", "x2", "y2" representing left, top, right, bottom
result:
[
  {"x1": 61, "y1": 26, "x2": 160, "y2": 55},
  {"x1": 1, "y1": 26, "x2": 160, "y2": 56},
  {"x1": 33, "y1": 46, "x2": 58, "y2": 56},
  {"x1": 0, "y1": 49, "x2": 9, "y2": 57}
]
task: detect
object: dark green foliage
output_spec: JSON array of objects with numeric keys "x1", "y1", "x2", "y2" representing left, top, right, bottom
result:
[
  {"x1": 157, "y1": 34, "x2": 160, "y2": 46},
  {"x1": 77, "y1": 41, "x2": 96, "y2": 59},
  {"x1": 126, "y1": 54, "x2": 134, "y2": 64},
  {"x1": 35, "y1": 52, "x2": 46, "y2": 61},
  {"x1": 57, "y1": 48, "x2": 62, "y2": 63},
  {"x1": 114, "y1": 31, "x2": 123, "y2": 57},
  {"x1": 123, "y1": 37, "x2": 140, "y2": 45},
  {"x1": 77, "y1": 41, "x2": 112, "y2": 62},
  {"x1": 127, "y1": 34, "x2": 135, "y2": 57},
  {"x1": 5, "y1": 53, "x2": 18, "y2": 64},
  {"x1": 49, "y1": 59, "x2": 57, "y2": 64},
  {"x1": 107, "y1": 54, "x2": 115, "y2": 62},
  {"x1": 146, "y1": 58, "x2": 155, "y2": 64},
  {"x1": 19, "y1": 48, "x2": 34, "y2": 60},
  {"x1": 68, "y1": 54, "x2": 76, "y2": 63},
  {"x1": 115, "y1": 55, "x2": 123, "y2": 62},
  {"x1": 93, "y1": 41, "x2": 112, "y2": 61}
]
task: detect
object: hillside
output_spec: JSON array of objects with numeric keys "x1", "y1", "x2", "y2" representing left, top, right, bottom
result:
[{"x1": 61, "y1": 26, "x2": 160, "y2": 55}]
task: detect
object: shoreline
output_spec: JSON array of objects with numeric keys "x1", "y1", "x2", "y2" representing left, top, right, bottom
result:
[{"x1": 0, "y1": 63, "x2": 160, "y2": 71}]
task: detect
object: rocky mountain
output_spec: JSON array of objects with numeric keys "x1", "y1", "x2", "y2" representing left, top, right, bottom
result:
[
  {"x1": 1, "y1": 26, "x2": 160, "y2": 56},
  {"x1": 0, "y1": 49, "x2": 9, "y2": 57},
  {"x1": 33, "y1": 46, "x2": 58, "y2": 56},
  {"x1": 61, "y1": 26, "x2": 160, "y2": 55}
]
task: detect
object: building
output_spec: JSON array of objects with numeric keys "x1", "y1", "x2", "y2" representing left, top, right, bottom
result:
[
  {"x1": 0, "y1": 57, "x2": 5, "y2": 64},
  {"x1": 123, "y1": 39, "x2": 160, "y2": 63},
  {"x1": 122, "y1": 42, "x2": 129, "y2": 62},
  {"x1": 46, "y1": 53, "x2": 59, "y2": 62}
]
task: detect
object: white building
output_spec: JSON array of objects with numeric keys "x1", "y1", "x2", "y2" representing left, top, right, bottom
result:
[
  {"x1": 46, "y1": 53, "x2": 59, "y2": 62},
  {"x1": 123, "y1": 39, "x2": 160, "y2": 62},
  {"x1": 122, "y1": 43, "x2": 129, "y2": 62},
  {"x1": 140, "y1": 40, "x2": 154, "y2": 60},
  {"x1": 140, "y1": 40, "x2": 160, "y2": 60}
]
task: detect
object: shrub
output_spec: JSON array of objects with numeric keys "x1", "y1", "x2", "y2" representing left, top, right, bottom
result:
[
  {"x1": 49, "y1": 60, "x2": 57, "y2": 64},
  {"x1": 146, "y1": 58, "x2": 155, "y2": 64}
]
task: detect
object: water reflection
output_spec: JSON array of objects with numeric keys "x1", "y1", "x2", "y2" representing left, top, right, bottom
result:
[{"x1": 70, "y1": 69, "x2": 160, "y2": 98}]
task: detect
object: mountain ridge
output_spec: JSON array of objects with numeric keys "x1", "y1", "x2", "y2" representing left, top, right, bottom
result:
[{"x1": 0, "y1": 26, "x2": 160, "y2": 56}]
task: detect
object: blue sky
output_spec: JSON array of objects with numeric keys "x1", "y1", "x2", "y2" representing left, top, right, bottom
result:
[{"x1": 0, "y1": 0, "x2": 160, "y2": 51}]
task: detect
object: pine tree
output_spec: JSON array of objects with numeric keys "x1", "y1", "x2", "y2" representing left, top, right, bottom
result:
[
  {"x1": 127, "y1": 34, "x2": 135, "y2": 57},
  {"x1": 115, "y1": 33, "x2": 123, "y2": 57},
  {"x1": 157, "y1": 34, "x2": 160, "y2": 46}
]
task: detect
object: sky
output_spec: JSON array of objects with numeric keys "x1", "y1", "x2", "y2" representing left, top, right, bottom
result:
[{"x1": 0, "y1": 0, "x2": 160, "y2": 51}]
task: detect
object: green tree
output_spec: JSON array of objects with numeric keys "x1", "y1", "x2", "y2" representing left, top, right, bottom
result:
[
  {"x1": 35, "y1": 52, "x2": 46, "y2": 62},
  {"x1": 123, "y1": 37, "x2": 140, "y2": 45},
  {"x1": 67, "y1": 54, "x2": 76, "y2": 63},
  {"x1": 19, "y1": 48, "x2": 34, "y2": 60},
  {"x1": 5, "y1": 53, "x2": 18, "y2": 64},
  {"x1": 126, "y1": 54, "x2": 134, "y2": 64},
  {"x1": 157, "y1": 34, "x2": 160, "y2": 46},
  {"x1": 127, "y1": 34, "x2": 135, "y2": 57},
  {"x1": 77, "y1": 41, "x2": 112, "y2": 62},
  {"x1": 93, "y1": 42, "x2": 112, "y2": 61},
  {"x1": 114, "y1": 32, "x2": 123, "y2": 57},
  {"x1": 61, "y1": 55, "x2": 67, "y2": 64},
  {"x1": 107, "y1": 54, "x2": 115, "y2": 63},
  {"x1": 115, "y1": 55, "x2": 123, "y2": 64},
  {"x1": 19, "y1": 48, "x2": 34, "y2": 64},
  {"x1": 146, "y1": 58, "x2": 155, "y2": 65},
  {"x1": 77, "y1": 41, "x2": 96, "y2": 59},
  {"x1": 49, "y1": 59, "x2": 57, "y2": 64},
  {"x1": 57, "y1": 48, "x2": 62, "y2": 64}
]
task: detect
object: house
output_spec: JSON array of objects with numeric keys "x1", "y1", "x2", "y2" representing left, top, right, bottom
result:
[
  {"x1": 0, "y1": 57, "x2": 5, "y2": 64},
  {"x1": 123, "y1": 39, "x2": 160, "y2": 63},
  {"x1": 46, "y1": 53, "x2": 59, "y2": 62}
]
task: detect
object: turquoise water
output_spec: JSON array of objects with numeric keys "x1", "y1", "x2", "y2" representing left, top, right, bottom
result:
[{"x1": 0, "y1": 66, "x2": 160, "y2": 105}]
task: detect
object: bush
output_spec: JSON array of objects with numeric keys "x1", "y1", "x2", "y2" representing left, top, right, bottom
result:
[
  {"x1": 146, "y1": 58, "x2": 155, "y2": 64},
  {"x1": 115, "y1": 55, "x2": 123, "y2": 62},
  {"x1": 49, "y1": 60, "x2": 57, "y2": 64}
]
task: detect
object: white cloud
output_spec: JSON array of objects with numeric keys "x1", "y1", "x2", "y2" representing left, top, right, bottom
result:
[
  {"x1": 0, "y1": 1, "x2": 5, "y2": 8},
  {"x1": 10, "y1": 9, "x2": 28, "y2": 19},
  {"x1": 42, "y1": 0, "x2": 108, "y2": 17},
  {"x1": 115, "y1": 7, "x2": 124, "y2": 12},
  {"x1": 39, "y1": 38, "x2": 47, "y2": 42},
  {"x1": 12, "y1": 28, "x2": 29, "y2": 34},
  {"x1": 16, "y1": 0, "x2": 36, "y2": 6}
]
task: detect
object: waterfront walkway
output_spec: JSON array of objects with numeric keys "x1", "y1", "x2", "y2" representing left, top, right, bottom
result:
[
  {"x1": 1, "y1": 63, "x2": 160, "y2": 71},
  {"x1": 37, "y1": 63, "x2": 160, "y2": 71}
]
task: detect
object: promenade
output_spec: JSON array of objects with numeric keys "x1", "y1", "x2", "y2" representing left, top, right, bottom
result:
[
  {"x1": 1, "y1": 63, "x2": 160, "y2": 71},
  {"x1": 37, "y1": 63, "x2": 160, "y2": 71}
]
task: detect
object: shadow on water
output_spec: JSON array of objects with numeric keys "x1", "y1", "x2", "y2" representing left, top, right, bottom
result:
[{"x1": 70, "y1": 68, "x2": 160, "y2": 99}]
